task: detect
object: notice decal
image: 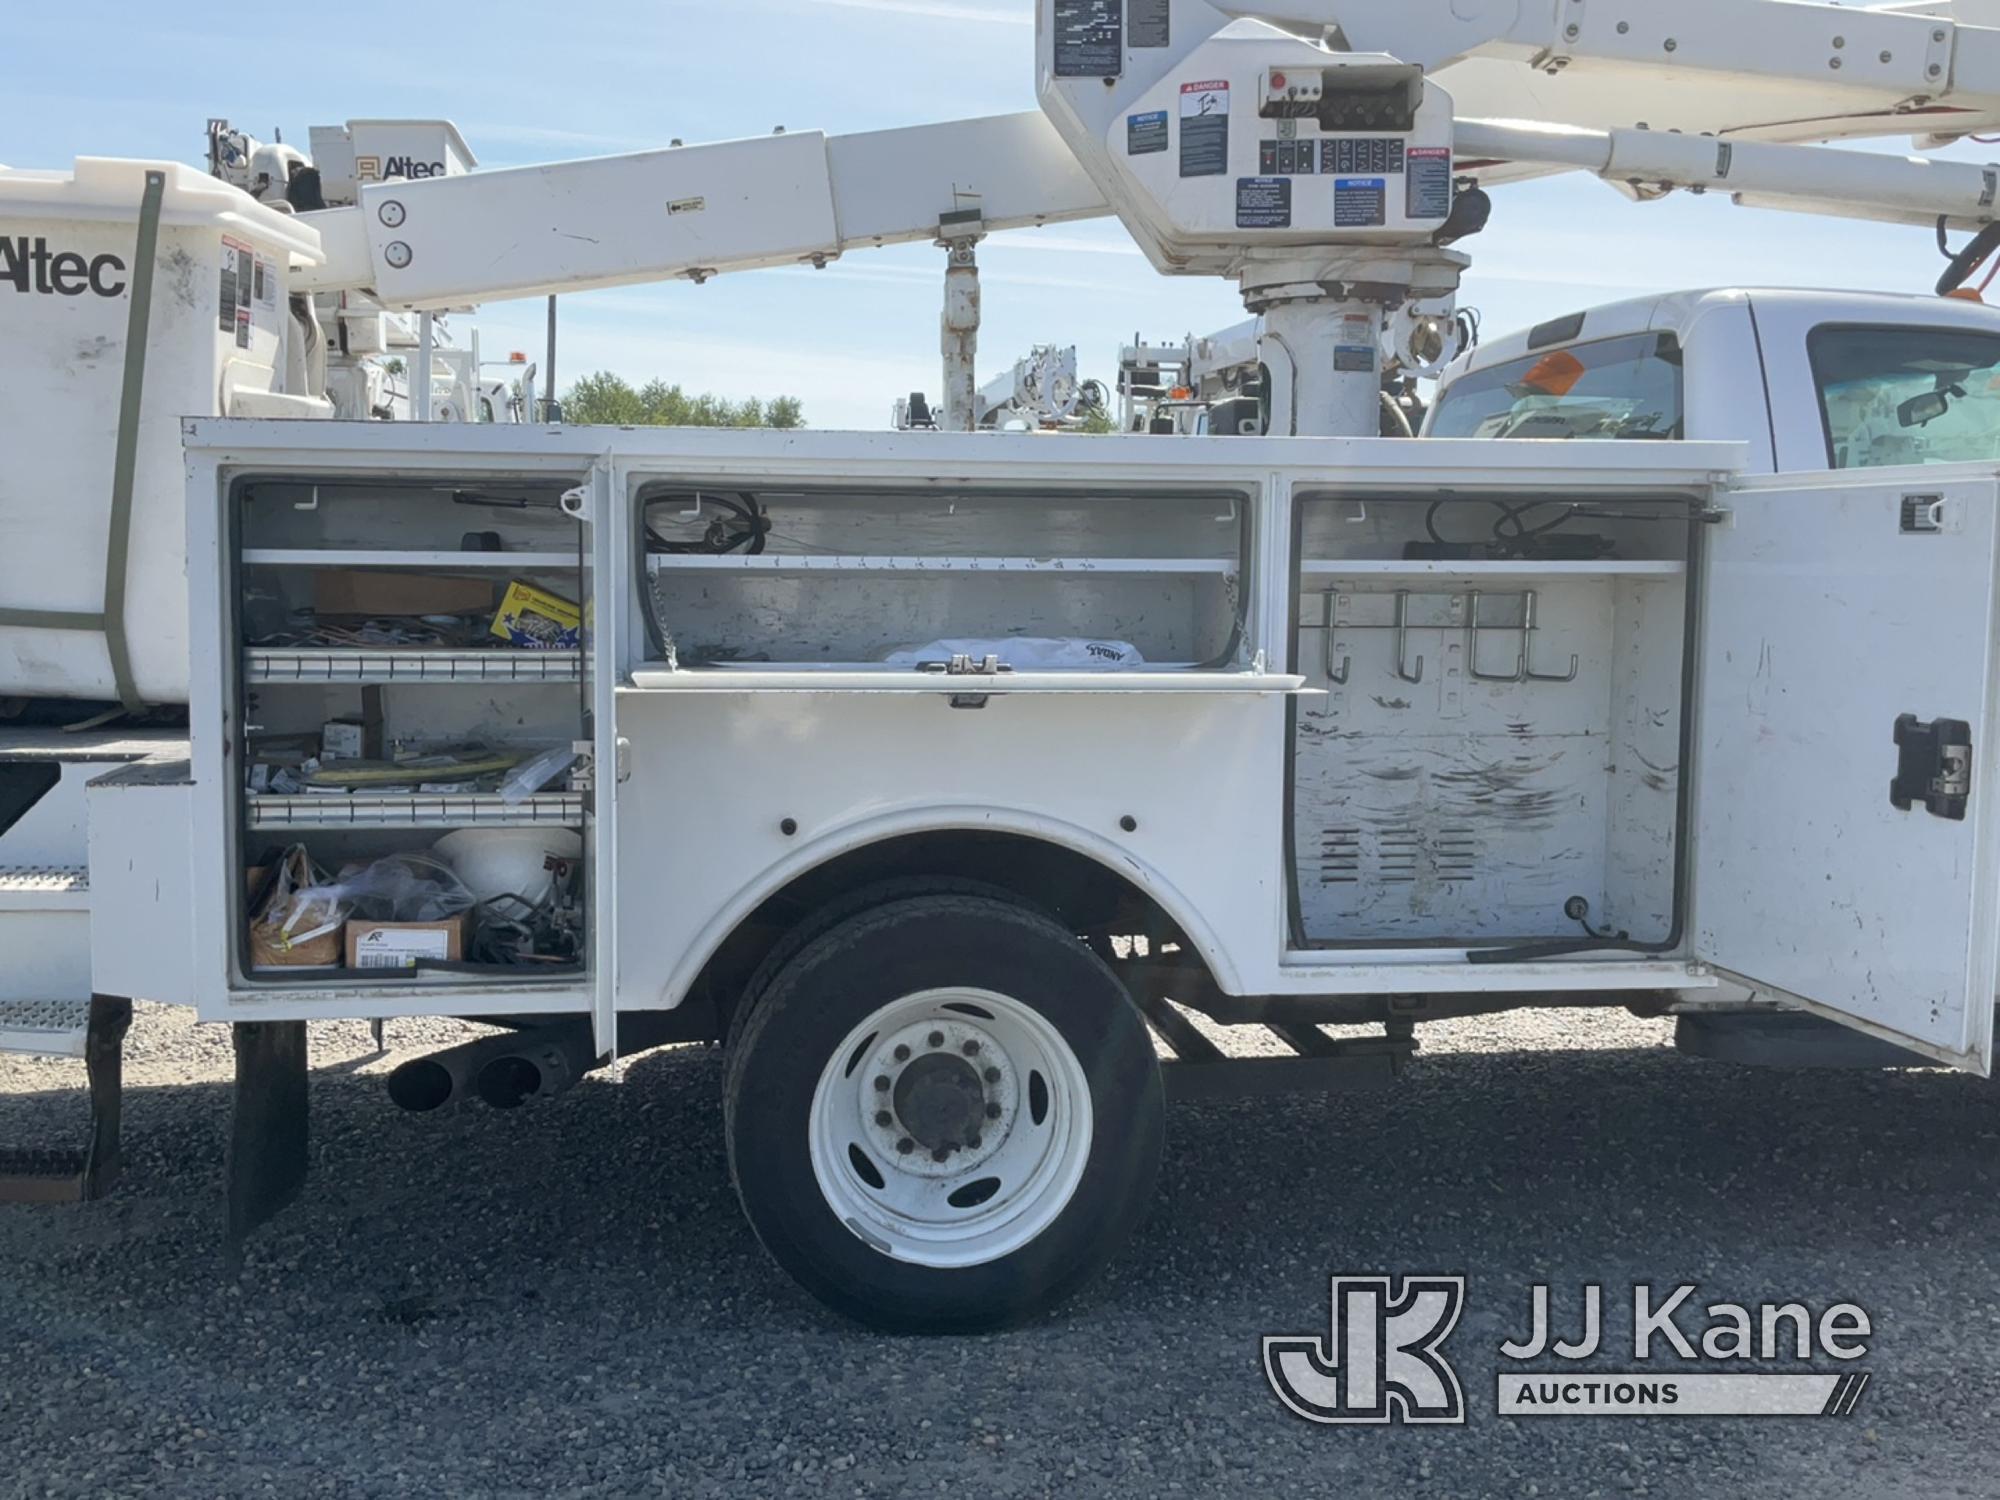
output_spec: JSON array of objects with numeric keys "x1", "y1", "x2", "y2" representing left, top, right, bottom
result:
[{"x1": 1127, "y1": 110, "x2": 1169, "y2": 156}]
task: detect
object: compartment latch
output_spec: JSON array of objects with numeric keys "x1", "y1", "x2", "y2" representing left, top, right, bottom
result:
[
  {"x1": 919, "y1": 654, "x2": 1012, "y2": 709},
  {"x1": 1891, "y1": 714, "x2": 1973, "y2": 821}
]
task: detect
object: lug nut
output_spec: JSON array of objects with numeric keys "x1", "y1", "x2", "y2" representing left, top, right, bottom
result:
[
  {"x1": 893, "y1": 1045, "x2": 910, "y2": 1062},
  {"x1": 966, "y1": 1134, "x2": 982, "y2": 1150},
  {"x1": 932, "y1": 1146, "x2": 951, "y2": 1163},
  {"x1": 983, "y1": 1066, "x2": 1001, "y2": 1084},
  {"x1": 928, "y1": 1031, "x2": 944, "y2": 1048},
  {"x1": 962, "y1": 1039, "x2": 980, "y2": 1056},
  {"x1": 875, "y1": 1111, "x2": 893, "y2": 1128},
  {"x1": 985, "y1": 1102, "x2": 1002, "y2": 1119},
  {"x1": 873, "y1": 1076, "x2": 891, "y2": 1093},
  {"x1": 897, "y1": 1137, "x2": 915, "y2": 1155}
]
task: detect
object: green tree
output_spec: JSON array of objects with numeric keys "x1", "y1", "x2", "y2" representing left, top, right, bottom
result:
[{"x1": 561, "y1": 372, "x2": 806, "y2": 428}]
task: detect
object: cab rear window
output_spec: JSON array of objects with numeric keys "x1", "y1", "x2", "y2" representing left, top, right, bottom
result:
[
  {"x1": 1428, "y1": 332, "x2": 1683, "y2": 441},
  {"x1": 1810, "y1": 323, "x2": 2000, "y2": 469}
]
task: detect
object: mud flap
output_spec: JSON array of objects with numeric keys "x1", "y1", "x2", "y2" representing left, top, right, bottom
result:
[{"x1": 226, "y1": 1020, "x2": 308, "y2": 1265}]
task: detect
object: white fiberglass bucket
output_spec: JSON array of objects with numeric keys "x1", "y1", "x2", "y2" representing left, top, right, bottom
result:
[{"x1": 0, "y1": 158, "x2": 324, "y2": 704}]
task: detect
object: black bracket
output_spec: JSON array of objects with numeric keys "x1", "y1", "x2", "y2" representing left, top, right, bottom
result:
[
  {"x1": 1891, "y1": 714, "x2": 1973, "y2": 822},
  {"x1": 226, "y1": 1020, "x2": 309, "y2": 1267}
]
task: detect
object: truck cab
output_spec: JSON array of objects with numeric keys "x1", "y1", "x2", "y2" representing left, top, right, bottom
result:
[{"x1": 1427, "y1": 287, "x2": 2000, "y2": 473}]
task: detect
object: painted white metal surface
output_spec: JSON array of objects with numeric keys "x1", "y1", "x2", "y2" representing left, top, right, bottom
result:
[
  {"x1": 176, "y1": 421, "x2": 2000, "y2": 1070},
  {"x1": 300, "y1": 113, "x2": 1110, "y2": 310},
  {"x1": 1692, "y1": 469, "x2": 2000, "y2": 1072},
  {"x1": 0, "y1": 159, "x2": 323, "y2": 703},
  {"x1": 613, "y1": 689, "x2": 1289, "y2": 1008},
  {"x1": 86, "y1": 761, "x2": 196, "y2": 1010}
]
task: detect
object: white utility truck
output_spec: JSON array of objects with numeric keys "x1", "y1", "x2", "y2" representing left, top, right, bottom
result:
[{"x1": 10, "y1": 0, "x2": 2000, "y2": 1331}]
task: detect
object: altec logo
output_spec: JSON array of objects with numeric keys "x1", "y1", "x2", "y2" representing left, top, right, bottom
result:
[
  {"x1": 356, "y1": 156, "x2": 447, "y2": 183},
  {"x1": 1264, "y1": 1276, "x2": 1467, "y2": 1425},
  {"x1": 0, "y1": 237, "x2": 127, "y2": 297}
]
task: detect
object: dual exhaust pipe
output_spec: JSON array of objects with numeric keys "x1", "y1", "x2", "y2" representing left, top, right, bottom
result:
[{"x1": 386, "y1": 1022, "x2": 602, "y2": 1114}]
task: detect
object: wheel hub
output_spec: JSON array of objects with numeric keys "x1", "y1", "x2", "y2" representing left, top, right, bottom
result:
[{"x1": 892, "y1": 1052, "x2": 986, "y2": 1152}]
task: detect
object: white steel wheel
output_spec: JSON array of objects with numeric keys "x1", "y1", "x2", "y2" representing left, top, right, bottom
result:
[
  {"x1": 724, "y1": 893, "x2": 1166, "y2": 1333},
  {"x1": 808, "y1": 987, "x2": 1094, "y2": 1269}
]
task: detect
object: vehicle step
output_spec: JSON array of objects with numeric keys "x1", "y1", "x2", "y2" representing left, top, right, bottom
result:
[
  {"x1": 0, "y1": 996, "x2": 131, "y2": 1205},
  {"x1": 0, "y1": 998, "x2": 93, "y2": 1058},
  {"x1": 0, "y1": 866, "x2": 90, "y2": 911},
  {"x1": 0, "y1": 1146, "x2": 94, "y2": 1204}
]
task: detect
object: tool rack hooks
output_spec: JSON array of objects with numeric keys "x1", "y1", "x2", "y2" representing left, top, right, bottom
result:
[{"x1": 1300, "y1": 587, "x2": 1582, "y2": 687}]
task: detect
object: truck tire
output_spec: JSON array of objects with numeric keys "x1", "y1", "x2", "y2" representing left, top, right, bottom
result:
[
  {"x1": 725, "y1": 894, "x2": 1164, "y2": 1332},
  {"x1": 727, "y1": 876, "x2": 1038, "y2": 1051}
]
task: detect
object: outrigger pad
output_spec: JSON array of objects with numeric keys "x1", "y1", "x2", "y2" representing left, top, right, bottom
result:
[{"x1": 226, "y1": 1020, "x2": 308, "y2": 1264}]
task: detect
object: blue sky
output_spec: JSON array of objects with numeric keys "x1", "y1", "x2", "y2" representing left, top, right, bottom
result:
[{"x1": 4, "y1": 0, "x2": 1986, "y2": 428}]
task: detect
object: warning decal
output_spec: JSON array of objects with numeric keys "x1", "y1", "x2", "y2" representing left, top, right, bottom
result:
[
  {"x1": 1333, "y1": 177, "x2": 1387, "y2": 229},
  {"x1": 1128, "y1": 0, "x2": 1169, "y2": 47},
  {"x1": 1179, "y1": 80, "x2": 1230, "y2": 178},
  {"x1": 1407, "y1": 146, "x2": 1453, "y2": 220},
  {"x1": 1053, "y1": 0, "x2": 1122, "y2": 78},
  {"x1": 1236, "y1": 177, "x2": 1292, "y2": 229},
  {"x1": 1127, "y1": 110, "x2": 1169, "y2": 156}
]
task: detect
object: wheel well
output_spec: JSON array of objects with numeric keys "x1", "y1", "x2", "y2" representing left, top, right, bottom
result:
[{"x1": 683, "y1": 830, "x2": 1204, "y2": 1038}]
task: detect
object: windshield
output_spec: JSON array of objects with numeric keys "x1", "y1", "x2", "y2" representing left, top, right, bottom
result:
[
  {"x1": 1810, "y1": 323, "x2": 2000, "y2": 469},
  {"x1": 1428, "y1": 332, "x2": 1683, "y2": 441}
]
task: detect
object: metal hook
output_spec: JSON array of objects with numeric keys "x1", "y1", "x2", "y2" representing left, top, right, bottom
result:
[
  {"x1": 1523, "y1": 592, "x2": 1580, "y2": 683},
  {"x1": 1302, "y1": 593, "x2": 1351, "y2": 684},
  {"x1": 1466, "y1": 592, "x2": 1525, "y2": 683},
  {"x1": 1393, "y1": 591, "x2": 1425, "y2": 684}
]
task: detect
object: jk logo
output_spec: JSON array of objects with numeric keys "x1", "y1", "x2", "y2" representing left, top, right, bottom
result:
[{"x1": 1264, "y1": 1276, "x2": 1467, "y2": 1425}]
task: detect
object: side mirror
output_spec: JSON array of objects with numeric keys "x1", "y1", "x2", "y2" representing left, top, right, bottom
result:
[{"x1": 1899, "y1": 390, "x2": 1951, "y2": 428}]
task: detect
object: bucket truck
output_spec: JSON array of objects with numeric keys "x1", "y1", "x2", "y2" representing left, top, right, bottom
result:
[{"x1": 13, "y1": 0, "x2": 2000, "y2": 1331}]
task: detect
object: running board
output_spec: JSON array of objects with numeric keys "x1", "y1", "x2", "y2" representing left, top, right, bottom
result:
[
  {"x1": 1136, "y1": 992, "x2": 1417, "y2": 1102},
  {"x1": 0, "y1": 996, "x2": 132, "y2": 1204}
]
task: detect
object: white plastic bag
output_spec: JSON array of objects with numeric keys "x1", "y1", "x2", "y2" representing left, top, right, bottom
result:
[
  {"x1": 497, "y1": 745, "x2": 578, "y2": 805},
  {"x1": 882, "y1": 637, "x2": 1145, "y2": 668},
  {"x1": 316, "y1": 852, "x2": 477, "y2": 924}
]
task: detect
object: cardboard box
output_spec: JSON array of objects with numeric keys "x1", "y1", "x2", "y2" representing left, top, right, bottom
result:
[
  {"x1": 321, "y1": 719, "x2": 367, "y2": 761},
  {"x1": 346, "y1": 913, "x2": 472, "y2": 971},
  {"x1": 313, "y1": 569, "x2": 497, "y2": 619},
  {"x1": 490, "y1": 580, "x2": 582, "y2": 650}
]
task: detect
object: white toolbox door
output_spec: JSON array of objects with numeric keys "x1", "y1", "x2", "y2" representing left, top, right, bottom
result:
[
  {"x1": 572, "y1": 462, "x2": 621, "y2": 1063},
  {"x1": 1694, "y1": 471, "x2": 2000, "y2": 1073}
]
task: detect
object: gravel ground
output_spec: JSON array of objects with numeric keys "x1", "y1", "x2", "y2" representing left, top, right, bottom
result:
[{"x1": 1, "y1": 1002, "x2": 1996, "y2": 1499}]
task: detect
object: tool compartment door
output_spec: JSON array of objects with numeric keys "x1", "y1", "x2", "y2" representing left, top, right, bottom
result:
[{"x1": 1693, "y1": 469, "x2": 2000, "y2": 1073}]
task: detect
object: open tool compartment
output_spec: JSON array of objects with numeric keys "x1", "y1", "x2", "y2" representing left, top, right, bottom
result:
[
  {"x1": 1288, "y1": 489, "x2": 1699, "y2": 951},
  {"x1": 223, "y1": 471, "x2": 593, "y2": 997},
  {"x1": 636, "y1": 480, "x2": 1254, "y2": 674}
]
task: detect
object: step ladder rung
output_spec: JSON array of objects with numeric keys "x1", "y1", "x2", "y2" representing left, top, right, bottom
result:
[
  {"x1": 0, "y1": 998, "x2": 93, "y2": 1058},
  {"x1": 0, "y1": 867, "x2": 90, "y2": 912}
]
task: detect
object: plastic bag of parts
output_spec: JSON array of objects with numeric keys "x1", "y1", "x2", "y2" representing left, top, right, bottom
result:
[
  {"x1": 496, "y1": 745, "x2": 578, "y2": 805},
  {"x1": 320, "y1": 852, "x2": 478, "y2": 924},
  {"x1": 249, "y1": 845, "x2": 349, "y2": 967},
  {"x1": 882, "y1": 638, "x2": 1146, "y2": 668}
]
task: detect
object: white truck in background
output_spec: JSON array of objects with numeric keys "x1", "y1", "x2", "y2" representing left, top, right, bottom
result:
[{"x1": 1427, "y1": 286, "x2": 2000, "y2": 473}]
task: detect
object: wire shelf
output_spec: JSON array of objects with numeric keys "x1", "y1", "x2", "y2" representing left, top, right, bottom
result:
[
  {"x1": 247, "y1": 649, "x2": 583, "y2": 685},
  {"x1": 248, "y1": 793, "x2": 584, "y2": 830}
]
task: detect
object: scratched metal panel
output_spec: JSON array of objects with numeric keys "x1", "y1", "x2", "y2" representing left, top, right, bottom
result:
[
  {"x1": 644, "y1": 489, "x2": 1245, "y2": 667},
  {"x1": 1294, "y1": 576, "x2": 1679, "y2": 943}
]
